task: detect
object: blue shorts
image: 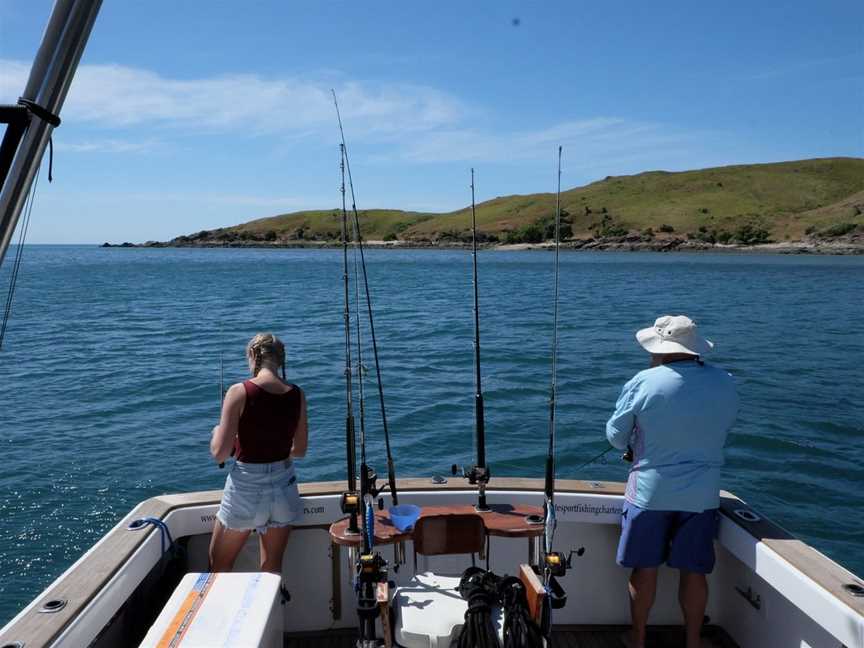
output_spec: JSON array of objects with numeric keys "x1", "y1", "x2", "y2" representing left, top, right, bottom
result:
[
  {"x1": 216, "y1": 459, "x2": 302, "y2": 534},
  {"x1": 616, "y1": 501, "x2": 719, "y2": 574}
]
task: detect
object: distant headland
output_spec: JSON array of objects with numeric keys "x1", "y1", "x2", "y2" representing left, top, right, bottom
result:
[{"x1": 104, "y1": 157, "x2": 864, "y2": 254}]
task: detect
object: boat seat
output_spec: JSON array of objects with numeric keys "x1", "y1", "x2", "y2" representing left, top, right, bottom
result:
[{"x1": 393, "y1": 514, "x2": 489, "y2": 648}]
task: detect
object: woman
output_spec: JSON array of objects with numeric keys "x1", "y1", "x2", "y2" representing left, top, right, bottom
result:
[{"x1": 209, "y1": 333, "x2": 308, "y2": 574}]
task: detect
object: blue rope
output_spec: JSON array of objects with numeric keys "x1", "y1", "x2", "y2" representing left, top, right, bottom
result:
[{"x1": 128, "y1": 517, "x2": 174, "y2": 554}]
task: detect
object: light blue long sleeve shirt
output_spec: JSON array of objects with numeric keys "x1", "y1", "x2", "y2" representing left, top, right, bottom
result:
[{"x1": 606, "y1": 360, "x2": 738, "y2": 512}]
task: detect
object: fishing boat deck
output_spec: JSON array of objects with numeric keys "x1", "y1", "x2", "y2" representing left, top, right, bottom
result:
[{"x1": 284, "y1": 624, "x2": 740, "y2": 647}]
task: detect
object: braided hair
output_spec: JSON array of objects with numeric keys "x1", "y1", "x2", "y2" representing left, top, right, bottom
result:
[{"x1": 246, "y1": 333, "x2": 287, "y2": 380}]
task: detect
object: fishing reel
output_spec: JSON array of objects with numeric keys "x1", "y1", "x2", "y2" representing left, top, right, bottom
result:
[
  {"x1": 357, "y1": 552, "x2": 389, "y2": 585},
  {"x1": 452, "y1": 463, "x2": 491, "y2": 512},
  {"x1": 341, "y1": 491, "x2": 361, "y2": 515},
  {"x1": 341, "y1": 491, "x2": 362, "y2": 535},
  {"x1": 543, "y1": 547, "x2": 585, "y2": 577},
  {"x1": 451, "y1": 463, "x2": 491, "y2": 486},
  {"x1": 622, "y1": 445, "x2": 634, "y2": 463}
]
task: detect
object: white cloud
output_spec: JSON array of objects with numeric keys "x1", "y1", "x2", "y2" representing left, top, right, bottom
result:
[
  {"x1": 0, "y1": 59, "x2": 465, "y2": 137},
  {"x1": 1, "y1": 58, "x2": 708, "y2": 169},
  {"x1": 54, "y1": 138, "x2": 158, "y2": 154},
  {"x1": 392, "y1": 117, "x2": 698, "y2": 166}
]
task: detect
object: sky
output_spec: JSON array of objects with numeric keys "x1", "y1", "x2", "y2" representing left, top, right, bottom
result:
[{"x1": 1, "y1": 1, "x2": 862, "y2": 244}]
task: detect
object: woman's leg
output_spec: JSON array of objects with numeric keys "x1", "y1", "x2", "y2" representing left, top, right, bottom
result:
[
  {"x1": 258, "y1": 526, "x2": 292, "y2": 573},
  {"x1": 209, "y1": 520, "x2": 252, "y2": 572}
]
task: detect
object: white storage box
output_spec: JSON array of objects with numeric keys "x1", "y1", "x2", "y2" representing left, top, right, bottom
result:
[{"x1": 139, "y1": 572, "x2": 282, "y2": 648}]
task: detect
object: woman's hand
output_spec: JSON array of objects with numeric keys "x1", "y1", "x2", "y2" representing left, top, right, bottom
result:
[{"x1": 210, "y1": 383, "x2": 245, "y2": 463}]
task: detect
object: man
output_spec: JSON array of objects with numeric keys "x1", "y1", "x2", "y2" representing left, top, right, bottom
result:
[{"x1": 606, "y1": 315, "x2": 738, "y2": 648}]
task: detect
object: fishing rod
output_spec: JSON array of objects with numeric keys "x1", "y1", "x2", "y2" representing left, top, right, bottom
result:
[
  {"x1": 332, "y1": 90, "x2": 399, "y2": 508},
  {"x1": 217, "y1": 322, "x2": 228, "y2": 469},
  {"x1": 452, "y1": 168, "x2": 491, "y2": 512},
  {"x1": 332, "y1": 90, "x2": 392, "y2": 648},
  {"x1": 542, "y1": 146, "x2": 563, "y2": 578},
  {"x1": 338, "y1": 143, "x2": 361, "y2": 536},
  {"x1": 534, "y1": 148, "x2": 575, "y2": 640}
]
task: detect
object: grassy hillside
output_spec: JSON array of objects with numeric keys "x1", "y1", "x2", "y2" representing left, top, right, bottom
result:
[
  {"x1": 172, "y1": 158, "x2": 864, "y2": 246},
  {"x1": 175, "y1": 209, "x2": 435, "y2": 244}
]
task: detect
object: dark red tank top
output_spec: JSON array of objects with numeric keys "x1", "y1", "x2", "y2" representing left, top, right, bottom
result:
[{"x1": 235, "y1": 380, "x2": 302, "y2": 463}]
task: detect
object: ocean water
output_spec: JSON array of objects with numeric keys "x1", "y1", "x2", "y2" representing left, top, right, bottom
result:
[{"x1": 0, "y1": 245, "x2": 862, "y2": 624}]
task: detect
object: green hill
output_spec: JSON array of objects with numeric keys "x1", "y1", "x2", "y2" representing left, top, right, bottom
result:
[{"x1": 170, "y1": 158, "x2": 864, "y2": 246}]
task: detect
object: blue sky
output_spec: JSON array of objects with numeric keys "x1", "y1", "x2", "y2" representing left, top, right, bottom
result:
[{"x1": 1, "y1": 0, "x2": 862, "y2": 243}]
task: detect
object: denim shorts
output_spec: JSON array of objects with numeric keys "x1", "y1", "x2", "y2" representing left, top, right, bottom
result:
[
  {"x1": 616, "y1": 501, "x2": 719, "y2": 574},
  {"x1": 216, "y1": 459, "x2": 302, "y2": 534}
]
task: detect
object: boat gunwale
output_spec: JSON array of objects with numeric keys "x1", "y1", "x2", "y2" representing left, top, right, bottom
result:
[{"x1": 1, "y1": 477, "x2": 861, "y2": 648}]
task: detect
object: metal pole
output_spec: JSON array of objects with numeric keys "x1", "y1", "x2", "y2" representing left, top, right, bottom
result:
[{"x1": 0, "y1": 0, "x2": 103, "y2": 265}]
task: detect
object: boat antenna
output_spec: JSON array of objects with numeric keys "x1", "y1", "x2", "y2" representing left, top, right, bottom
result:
[
  {"x1": 452, "y1": 168, "x2": 491, "y2": 512},
  {"x1": 331, "y1": 89, "x2": 399, "y2": 507},
  {"x1": 339, "y1": 143, "x2": 361, "y2": 536},
  {"x1": 543, "y1": 146, "x2": 563, "y2": 578}
]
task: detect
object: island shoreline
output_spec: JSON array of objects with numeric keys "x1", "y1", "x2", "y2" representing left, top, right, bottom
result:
[{"x1": 102, "y1": 237, "x2": 864, "y2": 255}]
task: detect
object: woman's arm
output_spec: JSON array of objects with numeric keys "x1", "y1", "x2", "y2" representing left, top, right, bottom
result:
[
  {"x1": 290, "y1": 389, "x2": 308, "y2": 459},
  {"x1": 210, "y1": 383, "x2": 245, "y2": 463}
]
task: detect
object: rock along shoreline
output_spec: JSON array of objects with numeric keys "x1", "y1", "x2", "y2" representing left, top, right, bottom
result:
[{"x1": 102, "y1": 235, "x2": 864, "y2": 255}]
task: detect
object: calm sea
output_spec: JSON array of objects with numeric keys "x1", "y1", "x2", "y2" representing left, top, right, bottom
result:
[{"x1": 0, "y1": 245, "x2": 862, "y2": 624}]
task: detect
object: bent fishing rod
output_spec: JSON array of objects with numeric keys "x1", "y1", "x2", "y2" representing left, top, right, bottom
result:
[
  {"x1": 332, "y1": 90, "x2": 399, "y2": 510},
  {"x1": 452, "y1": 168, "x2": 491, "y2": 512}
]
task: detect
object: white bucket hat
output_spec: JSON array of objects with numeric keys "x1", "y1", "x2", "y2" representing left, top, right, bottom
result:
[{"x1": 636, "y1": 315, "x2": 714, "y2": 356}]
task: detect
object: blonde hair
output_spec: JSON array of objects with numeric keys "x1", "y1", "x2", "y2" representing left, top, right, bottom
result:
[{"x1": 246, "y1": 333, "x2": 286, "y2": 377}]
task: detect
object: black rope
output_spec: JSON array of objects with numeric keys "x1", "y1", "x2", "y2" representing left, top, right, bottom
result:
[
  {"x1": 0, "y1": 165, "x2": 40, "y2": 351},
  {"x1": 455, "y1": 568, "x2": 544, "y2": 648},
  {"x1": 499, "y1": 576, "x2": 544, "y2": 648},
  {"x1": 457, "y1": 568, "x2": 501, "y2": 648},
  {"x1": 48, "y1": 136, "x2": 54, "y2": 183},
  {"x1": 17, "y1": 98, "x2": 61, "y2": 128}
]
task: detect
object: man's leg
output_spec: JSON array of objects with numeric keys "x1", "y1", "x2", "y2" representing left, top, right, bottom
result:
[
  {"x1": 617, "y1": 502, "x2": 670, "y2": 647},
  {"x1": 668, "y1": 509, "x2": 718, "y2": 648},
  {"x1": 627, "y1": 567, "x2": 658, "y2": 648},
  {"x1": 679, "y1": 570, "x2": 708, "y2": 648}
]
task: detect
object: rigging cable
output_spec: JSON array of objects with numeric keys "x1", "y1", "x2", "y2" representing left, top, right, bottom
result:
[
  {"x1": 0, "y1": 165, "x2": 41, "y2": 352},
  {"x1": 543, "y1": 146, "x2": 563, "y2": 574},
  {"x1": 332, "y1": 89, "x2": 399, "y2": 506}
]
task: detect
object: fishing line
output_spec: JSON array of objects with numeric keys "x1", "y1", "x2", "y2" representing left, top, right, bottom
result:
[
  {"x1": 0, "y1": 165, "x2": 41, "y2": 352},
  {"x1": 571, "y1": 445, "x2": 616, "y2": 472}
]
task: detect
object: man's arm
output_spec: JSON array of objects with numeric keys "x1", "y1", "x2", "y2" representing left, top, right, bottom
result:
[{"x1": 606, "y1": 378, "x2": 640, "y2": 450}]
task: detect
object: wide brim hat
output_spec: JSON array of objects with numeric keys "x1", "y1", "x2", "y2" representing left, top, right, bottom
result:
[{"x1": 636, "y1": 315, "x2": 714, "y2": 356}]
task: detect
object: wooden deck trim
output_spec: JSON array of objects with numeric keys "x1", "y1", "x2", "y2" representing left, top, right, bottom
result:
[{"x1": 1, "y1": 478, "x2": 860, "y2": 648}]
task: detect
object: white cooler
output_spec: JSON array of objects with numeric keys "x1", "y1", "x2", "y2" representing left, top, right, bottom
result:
[{"x1": 139, "y1": 572, "x2": 283, "y2": 648}]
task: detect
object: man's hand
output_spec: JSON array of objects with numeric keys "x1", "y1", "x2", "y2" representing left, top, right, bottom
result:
[{"x1": 622, "y1": 445, "x2": 634, "y2": 462}]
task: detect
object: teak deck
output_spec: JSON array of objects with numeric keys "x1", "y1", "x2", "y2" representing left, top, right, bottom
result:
[{"x1": 284, "y1": 624, "x2": 740, "y2": 647}]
